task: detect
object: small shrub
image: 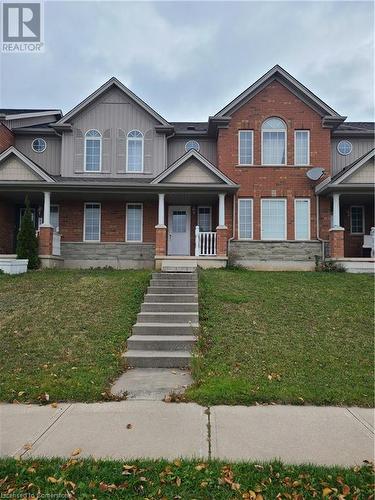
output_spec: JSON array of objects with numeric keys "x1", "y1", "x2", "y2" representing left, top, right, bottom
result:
[
  {"x1": 315, "y1": 259, "x2": 346, "y2": 273},
  {"x1": 16, "y1": 197, "x2": 39, "y2": 270}
]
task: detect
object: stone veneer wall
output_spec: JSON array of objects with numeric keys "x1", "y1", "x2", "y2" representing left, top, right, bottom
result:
[
  {"x1": 61, "y1": 242, "x2": 155, "y2": 269},
  {"x1": 229, "y1": 241, "x2": 322, "y2": 265}
]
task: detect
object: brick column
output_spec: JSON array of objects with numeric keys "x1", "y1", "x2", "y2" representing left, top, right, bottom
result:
[
  {"x1": 39, "y1": 226, "x2": 53, "y2": 255},
  {"x1": 155, "y1": 225, "x2": 167, "y2": 256},
  {"x1": 329, "y1": 227, "x2": 345, "y2": 258},
  {"x1": 216, "y1": 226, "x2": 228, "y2": 257}
]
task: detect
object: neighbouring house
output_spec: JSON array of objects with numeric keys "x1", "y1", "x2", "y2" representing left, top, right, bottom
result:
[{"x1": 0, "y1": 65, "x2": 374, "y2": 271}]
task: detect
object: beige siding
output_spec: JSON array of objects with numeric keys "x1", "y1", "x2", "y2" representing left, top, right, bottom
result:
[
  {"x1": 15, "y1": 135, "x2": 61, "y2": 175},
  {"x1": 168, "y1": 138, "x2": 217, "y2": 166},
  {"x1": 164, "y1": 158, "x2": 224, "y2": 183},
  {"x1": 343, "y1": 159, "x2": 375, "y2": 184},
  {"x1": 61, "y1": 86, "x2": 166, "y2": 178},
  {"x1": 331, "y1": 137, "x2": 375, "y2": 175},
  {"x1": 0, "y1": 156, "x2": 42, "y2": 181}
]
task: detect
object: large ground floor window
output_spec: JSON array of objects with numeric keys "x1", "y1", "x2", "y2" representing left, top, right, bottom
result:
[
  {"x1": 126, "y1": 203, "x2": 143, "y2": 242},
  {"x1": 261, "y1": 198, "x2": 287, "y2": 240},
  {"x1": 84, "y1": 203, "x2": 101, "y2": 242}
]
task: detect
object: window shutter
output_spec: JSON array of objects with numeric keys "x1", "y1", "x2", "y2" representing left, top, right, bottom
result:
[
  {"x1": 102, "y1": 129, "x2": 112, "y2": 172},
  {"x1": 144, "y1": 128, "x2": 153, "y2": 173},
  {"x1": 73, "y1": 129, "x2": 84, "y2": 170},
  {"x1": 116, "y1": 129, "x2": 126, "y2": 171}
]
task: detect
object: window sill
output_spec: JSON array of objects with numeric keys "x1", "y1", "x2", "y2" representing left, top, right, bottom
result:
[
  {"x1": 75, "y1": 171, "x2": 111, "y2": 174},
  {"x1": 235, "y1": 165, "x2": 311, "y2": 168}
]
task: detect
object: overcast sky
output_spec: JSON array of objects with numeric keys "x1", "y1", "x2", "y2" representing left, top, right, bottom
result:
[{"x1": 0, "y1": 0, "x2": 374, "y2": 122}]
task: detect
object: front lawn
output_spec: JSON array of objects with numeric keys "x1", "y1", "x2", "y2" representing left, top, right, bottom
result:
[
  {"x1": 188, "y1": 269, "x2": 374, "y2": 407},
  {"x1": 0, "y1": 457, "x2": 372, "y2": 499},
  {"x1": 0, "y1": 269, "x2": 150, "y2": 402}
]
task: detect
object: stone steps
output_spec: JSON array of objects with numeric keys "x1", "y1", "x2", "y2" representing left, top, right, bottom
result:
[{"x1": 125, "y1": 271, "x2": 198, "y2": 368}]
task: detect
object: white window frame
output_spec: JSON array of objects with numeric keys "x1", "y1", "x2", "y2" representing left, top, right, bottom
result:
[
  {"x1": 294, "y1": 130, "x2": 310, "y2": 166},
  {"x1": 350, "y1": 205, "x2": 365, "y2": 235},
  {"x1": 84, "y1": 129, "x2": 102, "y2": 172},
  {"x1": 237, "y1": 198, "x2": 253, "y2": 240},
  {"x1": 32, "y1": 138, "x2": 47, "y2": 153},
  {"x1": 197, "y1": 206, "x2": 212, "y2": 232},
  {"x1": 294, "y1": 198, "x2": 311, "y2": 240},
  {"x1": 185, "y1": 140, "x2": 200, "y2": 152},
  {"x1": 125, "y1": 202, "x2": 143, "y2": 242},
  {"x1": 126, "y1": 130, "x2": 144, "y2": 173},
  {"x1": 261, "y1": 198, "x2": 287, "y2": 240},
  {"x1": 83, "y1": 202, "x2": 101, "y2": 242},
  {"x1": 261, "y1": 118, "x2": 287, "y2": 166},
  {"x1": 50, "y1": 204, "x2": 60, "y2": 232},
  {"x1": 238, "y1": 130, "x2": 254, "y2": 166}
]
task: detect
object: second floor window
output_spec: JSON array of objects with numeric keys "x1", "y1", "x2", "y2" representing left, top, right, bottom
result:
[
  {"x1": 85, "y1": 130, "x2": 102, "y2": 172},
  {"x1": 238, "y1": 130, "x2": 253, "y2": 165},
  {"x1": 294, "y1": 130, "x2": 310, "y2": 165},
  {"x1": 127, "y1": 130, "x2": 144, "y2": 172},
  {"x1": 262, "y1": 117, "x2": 287, "y2": 165}
]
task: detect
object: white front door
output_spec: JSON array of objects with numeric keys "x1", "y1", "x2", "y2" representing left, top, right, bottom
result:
[{"x1": 168, "y1": 206, "x2": 191, "y2": 256}]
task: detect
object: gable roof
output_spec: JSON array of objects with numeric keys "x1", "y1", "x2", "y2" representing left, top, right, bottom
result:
[
  {"x1": 54, "y1": 77, "x2": 171, "y2": 128},
  {"x1": 213, "y1": 65, "x2": 346, "y2": 123},
  {"x1": 0, "y1": 146, "x2": 55, "y2": 183},
  {"x1": 151, "y1": 149, "x2": 237, "y2": 186},
  {"x1": 316, "y1": 148, "x2": 375, "y2": 193}
]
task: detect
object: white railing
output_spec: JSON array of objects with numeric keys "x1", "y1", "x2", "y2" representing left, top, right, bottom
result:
[
  {"x1": 195, "y1": 226, "x2": 216, "y2": 256},
  {"x1": 52, "y1": 231, "x2": 61, "y2": 256}
]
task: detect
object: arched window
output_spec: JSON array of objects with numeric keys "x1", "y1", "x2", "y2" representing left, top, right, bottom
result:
[
  {"x1": 84, "y1": 130, "x2": 102, "y2": 172},
  {"x1": 127, "y1": 130, "x2": 144, "y2": 172},
  {"x1": 185, "y1": 140, "x2": 200, "y2": 152},
  {"x1": 262, "y1": 117, "x2": 287, "y2": 165}
]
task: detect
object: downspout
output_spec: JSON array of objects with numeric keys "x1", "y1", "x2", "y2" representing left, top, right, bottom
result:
[{"x1": 315, "y1": 194, "x2": 326, "y2": 261}]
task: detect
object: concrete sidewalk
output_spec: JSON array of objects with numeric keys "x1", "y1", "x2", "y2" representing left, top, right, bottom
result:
[{"x1": 0, "y1": 402, "x2": 373, "y2": 466}]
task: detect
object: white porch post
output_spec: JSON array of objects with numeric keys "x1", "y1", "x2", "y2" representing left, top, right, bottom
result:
[
  {"x1": 157, "y1": 193, "x2": 166, "y2": 227},
  {"x1": 218, "y1": 193, "x2": 226, "y2": 227},
  {"x1": 332, "y1": 193, "x2": 342, "y2": 228},
  {"x1": 41, "y1": 191, "x2": 51, "y2": 227}
]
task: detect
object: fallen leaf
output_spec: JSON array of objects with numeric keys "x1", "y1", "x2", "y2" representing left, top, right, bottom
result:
[
  {"x1": 323, "y1": 487, "x2": 333, "y2": 497},
  {"x1": 47, "y1": 477, "x2": 59, "y2": 484},
  {"x1": 174, "y1": 459, "x2": 182, "y2": 467},
  {"x1": 23, "y1": 443, "x2": 32, "y2": 450},
  {"x1": 126, "y1": 424, "x2": 132, "y2": 429},
  {"x1": 342, "y1": 484, "x2": 350, "y2": 495},
  {"x1": 70, "y1": 448, "x2": 81, "y2": 456},
  {"x1": 27, "y1": 467, "x2": 36, "y2": 473},
  {"x1": 50, "y1": 403, "x2": 58, "y2": 408}
]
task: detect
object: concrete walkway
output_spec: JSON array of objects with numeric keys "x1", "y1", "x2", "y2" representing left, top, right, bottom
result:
[{"x1": 0, "y1": 402, "x2": 373, "y2": 466}]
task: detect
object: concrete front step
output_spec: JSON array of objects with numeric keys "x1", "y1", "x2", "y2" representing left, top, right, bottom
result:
[
  {"x1": 125, "y1": 350, "x2": 191, "y2": 368},
  {"x1": 137, "y1": 312, "x2": 198, "y2": 324},
  {"x1": 150, "y1": 279, "x2": 197, "y2": 287},
  {"x1": 133, "y1": 323, "x2": 197, "y2": 335},
  {"x1": 162, "y1": 266, "x2": 197, "y2": 273},
  {"x1": 152, "y1": 272, "x2": 197, "y2": 281},
  {"x1": 144, "y1": 294, "x2": 198, "y2": 304},
  {"x1": 141, "y1": 302, "x2": 198, "y2": 313},
  {"x1": 127, "y1": 335, "x2": 196, "y2": 351},
  {"x1": 148, "y1": 286, "x2": 197, "y2": 294}
]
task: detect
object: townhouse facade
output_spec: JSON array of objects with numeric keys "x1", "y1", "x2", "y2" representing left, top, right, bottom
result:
[{"x1": 0, "y1": 65, "x2": 374, "y2": 271}]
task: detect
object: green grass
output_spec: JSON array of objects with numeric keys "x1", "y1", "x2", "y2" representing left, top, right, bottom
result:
[
  {"x1": 0, "y1": 457, "x2": 372, "y2": 499},
  {"x1": 187, "y1": 269, "x2": 374, "y2": 407},
  {"x1": 0, "y1": 269, "x2": 150, "y2": 403}
]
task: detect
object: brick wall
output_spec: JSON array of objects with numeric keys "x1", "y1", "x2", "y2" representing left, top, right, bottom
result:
[
  {"x1": 0, "y1": 123, "x2": 14, "y2": 153},
  {"x1": 217, "y1": 81, "x2": 332, "y2": 241},
  {"x1": 59, "y1": 199, "x2": 157, "y2": 243}
]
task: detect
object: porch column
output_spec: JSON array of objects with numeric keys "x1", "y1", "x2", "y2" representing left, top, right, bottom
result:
[
  {"x1": 329, "y1": 192, "x2": 344, "y2": 258},
  {"x1": 39, "y1": 191, "x2": 53, "y2": 256},
  {"x1": 216, "y1": 192, "x2": 228, "y2": 257},
  {"x1": 155, "y1": 193, "x2": 167, "y2": 256}
]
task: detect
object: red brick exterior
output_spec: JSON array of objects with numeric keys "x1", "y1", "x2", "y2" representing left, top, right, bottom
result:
[
  {"x1": 155, "y1": 226, "x2": 167, "y2": 255},
  {"x1": 216, "y1": 226, "x2": 228, "y2": 256},
  {"x1": 38, "y1": 226, "x2": 53, "y2": 255},
  {"x1": 0, "y1": 123, "x2": 14, "y2": 153},
  {"x1": 329, "y1": 228, "x2": 345, "y2": 258},
  {"x1": 58, "y1": 200, "x2": 157, "y2": 243},
  {"x1": 217, "y1": 81, "x2": 332, "y2": 241}
]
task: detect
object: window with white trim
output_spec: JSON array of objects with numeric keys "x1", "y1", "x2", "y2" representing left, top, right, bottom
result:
[
  {"x1": 261, "y1": 199, "x2": 286, "y2": 240},
  {"x1": 350, "y1": 206, "x2": 364, "y2": 234},
  {"x1": 198, "y1": 207, "x2": 212, "y2": 232},
  {"x1": 238, "y1": 130, "x2": 253, "y2": 165},
  {"x1": 238, "y1": 198, "x2": 253, "y2": 239},
  {"x1": 185, "y1": 140, "x2": 200, "y2": 152},
  {"x1": 50, "y1": 205, "x2": 59, "y2": 232},
  {"x1": 127, "y1": 130, "x2": 144, "y2": 172},
  {"x1": 85, "y1": 130, "x2": 102, "y2": 172},
  {"x1": 84, "y1": 203, "x2": 101, "y2": 241},
  {"x1": 262, "y1": 118, "x2": 287, "y2": 165},
  {"x1": 294, "y1": 130, "x2": 309, "y2": 165},
  {"x1": 32, "y1": 138, "x2": 47, "y2": 153},
  {"x1": 294, "y1": 199, "x2": 310, "y2": 240},
  {"x1": 126, "y1": 203, "x2": 143, "y2": 242}
]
